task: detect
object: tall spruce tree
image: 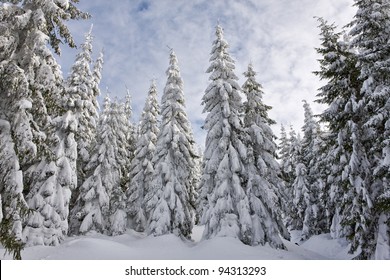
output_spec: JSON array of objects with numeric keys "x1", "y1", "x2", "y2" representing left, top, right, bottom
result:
[
  {"x1": 291, "y1": 162, "x2": 309, "y2": 233},
  {"x1": 147, "y1": 50, "x2": 198, "y2": 239},
  {"x1": 315, "y1": 4, "x2": 390, "y2": 258},
  {"x1": 3, "y1": 0, "x2": 88, "y2": 165},
  {"x1": 199, "y1": 25, "x2": 252, "y2": 244},
  {"x1": 21, "y1": 0, "x2": 89, "y2": 56},
  {"x1": 299, "y1": 100, "x2": 324, "y2": 240},
  {"x1": 242, "y1": 63, "x2": 288, "y2": 248},
  {"x1": 92, "y1": 51, "x2": 104, "y2": 104},
  {"x1": 66, "y1": 26, "x2": 99, "y2": 190},
  {"x1": 191, "y1": 145, "x2": 203, "y2": 225},
  {"x1": 279, "y1": 124, "x2": 290, "y2": 173},
  {"x1": 71, "y1": 96, "x2": 130, "y2": 235},
  {"x1": 348, "y1": 0, "x2": 390, "y2": 259},
  {"x1": 0, "y1": 4, "x2": 36, "y2": 256},
  {"x1": 0, "y1": 0, "x2": 88, "y2": 253},
  {"x1": 121, "y1": 91, "x2": 136, "y2": 190},
  {"x1": 314, "y1": 18, "x2": 362, "y2": 240},
  {"x1": 22, "y1": 110, "x2": 78, "y2": 246},
  {"x1": 107, "y1": 100, "x2": 129, "y2": 235},
  {"x1": 126, "y1": 81, "x2": 160, "y2": 232},
  {"x1": 0, "y1": 119, "x2": 28, "y2": 259},
  {"x1": 21, "y1": 35, "x2": 78, "y2": 244},
  {"x1": 284, "y1": 127, "x2": 303, "y2": 230},
  {"x1": 16, "y1": 3, "x2": 79, "y2": 247},
  {"x1": 70, "y1": 96, "x2": 114, "y2": 234}
]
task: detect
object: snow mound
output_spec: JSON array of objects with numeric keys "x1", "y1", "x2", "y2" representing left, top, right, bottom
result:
[
  {"x1": 300, "y1": 233, "x2": 357, "y2": 259},
  {"x1": 0, "y1": 227, "x2": 355, "y2": 260}
]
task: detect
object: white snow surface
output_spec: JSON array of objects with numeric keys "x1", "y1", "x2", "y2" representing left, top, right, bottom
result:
[{"x1": 0, "y1": 227, "x2": 356, "y2": 260}]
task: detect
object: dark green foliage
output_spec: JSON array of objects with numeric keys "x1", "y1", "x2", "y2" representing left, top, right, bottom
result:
[
  {"x1": 0, "y1": 204, "x2": 30, "y2": 260},
  {"x1": 0, "y1": 217, "x2": 24, "y2": 260}
]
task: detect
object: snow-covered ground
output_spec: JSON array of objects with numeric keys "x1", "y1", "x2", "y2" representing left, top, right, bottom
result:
[{"x1": 0, "y1": 226, "x2": 357, "y2": 260}]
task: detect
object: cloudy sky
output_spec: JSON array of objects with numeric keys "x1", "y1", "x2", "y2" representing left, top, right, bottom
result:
[{"x1": 59, "y1": 0, "x2": 357, "y2": 147}]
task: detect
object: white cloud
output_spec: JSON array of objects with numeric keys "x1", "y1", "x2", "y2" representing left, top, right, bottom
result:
[{"x1": 59, "y1": 0, "x2": 356, "y2": 147}]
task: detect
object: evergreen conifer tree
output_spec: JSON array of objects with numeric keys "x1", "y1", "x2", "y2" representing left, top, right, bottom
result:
[
  {"x1": 192, "y1": 146, "x2": 203, "y2": 225},
  {"x1": 22, "y1": 111, "x2": 78, "y2": 246},
  {"x1": 70, "y1": 96, "x2": 114, "y2": 234},
  {"x1": 279, "y1": 125, "x2": 290, "y2": 173},
  {"x1": 242, "y1": 63, "x2": 288, "y2": 248},
  {"x1": 66, "y1": 26, "x2": 99, "y2": 189},
  {"x1": 299, "y1": 100, "x2": 325, "y2": 240},
  {"x1": 0, "y1": 44, "x2": 35, "y2": 174},
  {"x1": 92, "y1": 51, "x2": 104, "y2": 102},
  {"x1": 121, "y1": 91, "x2": 136, "y2": 189},
  {"x1": 3, "y1": 0, "x2": 88, "y2": 166},
  {"x1": 148, "y1": 50, "x2": 198, "y2": 239},
  {"x1": 314, "y1": 18, "x2": 361, "y2": 240},
  {"x1": 348, "y1": 0, "x2": 390, "y2": 259},
  {"x1": 126, "y1": 81, "x2": 160, "y2": 232},
  {"x1": 284, "y1": 127, "x2": 303, "y2": 230},
  {"x1": 16, "y1": 3, "x2": 80, "y2": 246},
  {"x1": 0, "y1": 119, "x2": 28, "y2": 259},
  {"x1": 106, "y1": 100, "x2": 129, "y2": 235},
  {"x1": 315, "y1": 6, "x2": 390, "y2": 257},
  {"x1": 291, "y1": 162, "x2": 309, "y2": 233},
  {"x1": 314, "y1": 3, "x2": 390, "y2": 258},
  {"x1": 199, "y1": 25, "x2": 252, "y2": 244},
  {"x1": 71, "y1": 96, "x2": 129, "y2": 236},
  {"x1": 0, "y1": 0, "x2": 88, "y2": 252}
]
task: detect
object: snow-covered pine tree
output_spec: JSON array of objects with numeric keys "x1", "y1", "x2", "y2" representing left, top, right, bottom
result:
[
  {"x1": 291, "y1": 162, "x2": 310, "y2": 234},
  {"x1": 288, "y1": 128, "x2": 302, "y2": 179},
  {"x1": 0, "y1": 4, "x2": 42, "y2": 174},
  {"x1": 126, "y1": 81, "x2": 160, "y2": 232},
  {"x1": 0, "y1": 0, "x2": 88, "y2": 162},
  {"x1": 301, "y1": 137, "x2": 329, "y2": 241},
  {"x1": 124, "y1": 90, "x2": 135, "y2": 142},
  {"x1": 23, "y1": 0, "x2": 89, "y2": 56},
  {"x1": 278, "y1": 124, "x2": 293, "y2": 228},
  {"x1": 199, "y1": 25, "x2": 252, "y2": 244},
  {"x1": 20, "y1": 10, "x2": 68, "y2": 169},
  {"x1": 309, "y1": 129, "x2": 331, "y2": 235},
  {"x1": 66, "y1": 26, "x2": 99, "y2": 192},
  {"x1": 0, "y1": 0, "x2": 87, "y2": 251},
  {"x1": 13, "y1": 3, "x2": 79, "y2": 247},
  {"x1": 0, "y1": 0, "x2": 86, "y2": 178},
  {"x1": 106, "y1": 99, "x2": 129, "y2": 235},
  {"x1": 242, "y1": 63, "x2": 288, "y2": 248},
  {"x1": 0, "y1": 3, "x2": 37, "y2": 169},
  {"x1": 70, "y1": 96, "x2": 113, "y2": 235},
  {"x1": 341, "y1": 115, "x2": 374, "y2": 257},
  {"x1": 314, "y1": 18, "x2": 362, "y2": 240},
  {"x1": 20, "y1": 30, "x2": 78, "y2": 245},
  {"x1": 284, "y1": 127, "x2": 303, "y2": 230},
  {"x1": 0, "y1": 4, "x2": 37, "y2": 256},
  {"x1": 301, "y1": 101, "x2": 320, "y2": 165},
  {"x1": 121, "y1": 90, "x2": 136, "y2": 189},
  {"x1": 147, "y1": 50, "x2": 198, "y2": 239},
  {"x1": 0, "y1": 119, "x2": 28, "y2": 259},
  {"x1": 109, "y1": 180, "x2": 127, "y2": 236},
  {"x1": 348, "y1": 0, "x2": 390, "y2": 259},
  {"x1": 278, "y1": 125, "x2": 289, "y2": 172},
  {"x1": 192, "y1": 145, "x2": 203, "y2": 225},
  {"x1": 0, "y1": 39, "x2": 36, "y2": 173},
  {"x1": 71, "y1": 96, "x2": 128, "y2": 236},
  {"x1": 92, "y1": 51, "x2": 104, "y2": 102},
  {"x1": 22, "y1": 110, "x2": 78, "y2": 246},
  {"x1": 89, "y1": 50, "x2": 104, "y2": 150},
  {"x1": 299, "y1": 100, "x2": 325, "y2": 240}
]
